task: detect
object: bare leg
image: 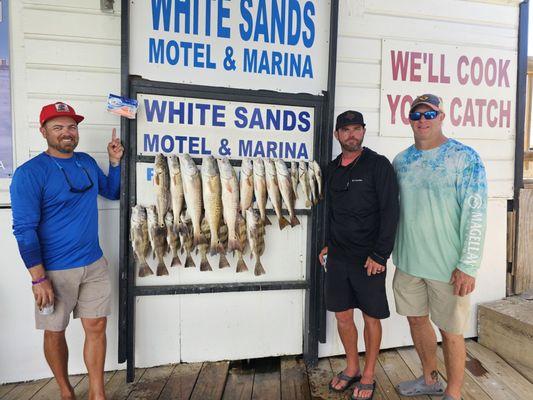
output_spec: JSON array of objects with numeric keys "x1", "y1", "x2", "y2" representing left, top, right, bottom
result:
[
  {"x1": 43, "y1": 330, "x2": 76, "y2": 400},
  {"x1": 440, "y1": 329, "x2": 465, "y2": 399},
  {"x1": 407, "y1": 316, "x2": 439, "y2": 384},
  {"x1": 330, "y1": 309, "x2": 361, "y2": 390},
  {"x1": 81, "y1": 317, "x2": 107, "y2": 400},
  {"x1": 352, "y1": 313, "x2": 381, "y2": 399}
]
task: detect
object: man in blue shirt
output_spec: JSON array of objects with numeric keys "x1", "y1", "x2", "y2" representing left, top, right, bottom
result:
[{"x1": 11, "y1": 102, "x2": 123, "y2": 400}]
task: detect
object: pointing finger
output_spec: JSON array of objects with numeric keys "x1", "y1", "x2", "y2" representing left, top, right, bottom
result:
[{"x1": 112, "y1": 128, "x2": 116, "y2": 141}]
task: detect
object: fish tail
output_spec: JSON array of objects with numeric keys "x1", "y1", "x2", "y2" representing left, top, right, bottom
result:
[
  {"x1": 305, "y1": 200, "x2": 312, "y2": 208},
  {"x1": 200, "y1": 257, "x2": 212, "y2": 272},
  {"x1": 185, "y1": 253, "x2": 196, "y2": 268},
  {"x1": 156, "y1": 261, "x2": 169, "y2": 276},
  {"x1": 279, "y1": 216, "x2": 290, "y2": 230},
  {"x1": 254, "y1": 259, "x2": 266, "y2": 276},
  {"x1": 171, "y1": 255, "x2": 181, "y2": 267},
  {"x1": 264, "y1": 215, "x2": 272, "y2": 226},
  {"x1": 236, "y1": 256, "x2": 248, "y2": 273},
  {"x1": 193, "y1": 233, "x2": 203, "y2": 247},
  {"x1": 290, "y1": 215, "x2": 300, "y2": 227},
  {"x1": 219, "y1": 253, "x2": 230, "y2": 269},
  {"x1": 137, "y1": 262, "x2": 154, "y2": 278}
]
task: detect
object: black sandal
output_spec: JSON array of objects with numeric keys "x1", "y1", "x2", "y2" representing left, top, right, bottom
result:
[
  {"x1": 328, "y1": 371, "x2": 361, "y2": 392},
  {"x1": 351, "y1": 381, "x2": 376, "y2": 400}
]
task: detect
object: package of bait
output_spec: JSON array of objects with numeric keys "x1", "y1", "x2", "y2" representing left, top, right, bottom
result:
[{"x1": 106, "y1": 94, "x2": 138, "y2": 119}]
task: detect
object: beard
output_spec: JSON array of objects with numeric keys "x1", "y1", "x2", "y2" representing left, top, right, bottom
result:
[
  {"x1": 48, "y1": 137, "x2": 78, "y2": 154},
  {"x1": 339, "y1": 137, "x2": 362, "y2": 153}
]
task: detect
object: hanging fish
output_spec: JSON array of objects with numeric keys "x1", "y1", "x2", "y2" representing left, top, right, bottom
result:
[{"x1": 130, "y1": 205, "x2": 153, "y2": 277}]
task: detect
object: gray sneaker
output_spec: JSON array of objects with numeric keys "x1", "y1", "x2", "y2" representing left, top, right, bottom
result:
[{"x1": 396, "y1": 375, "x2": 445, "y2": 396}]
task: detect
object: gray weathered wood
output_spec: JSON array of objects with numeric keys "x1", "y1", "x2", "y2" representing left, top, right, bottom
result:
[
  {"x1": 104, "y1": 369, "x2": 145, "y2": 400},
  {"x1": 126, "y1": 364, "x2": 174, "y2": 400},
  {"x1": 280, "y1": 357, "x2": 311, "y2": 400},
  {"x1": 1, "y1": 379, "x2": 50, "y2": 400},
  {"x1": 221, "y1": 361, "x2": 254, "y2": 400},
  {"x1": 478, "y1": 298, "x2": 533, "y2": 382},
  {"x1": 189, "y1": 361, "x2": 229, "y2": 400},
  {"x1": 466, "y1": 340, "x2": 533, "y2": 399},
  {"x1": 514, "y1": 189, "x2": 533, "y2": 293},
  {"x1": 0, "y1": 383, "x2": 18, "y2": 398},
  {"x1": 251, "y1": 358, "x2": 280, "y2": 400},
  {"x1": 29, "y1": 375, "x2": 84, "y2": 400},
  {"x1": 159, "y1": 362, "x2": 203, "y2": 400}
]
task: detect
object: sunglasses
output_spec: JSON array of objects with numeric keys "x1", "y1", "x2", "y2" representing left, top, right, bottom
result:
[
  {"x1": 46, "y1": 154, "x2": 94, "y2": 193},
  {"x1": 409, "y1": 110, "x2": 439, "y2": 121}
]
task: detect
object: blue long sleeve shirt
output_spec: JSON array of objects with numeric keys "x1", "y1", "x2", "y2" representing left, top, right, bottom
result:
[{"x1": 10, "y1": 152, "x2": 121, "y2": 271}]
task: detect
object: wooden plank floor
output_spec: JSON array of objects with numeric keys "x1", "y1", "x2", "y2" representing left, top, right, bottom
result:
[{"x1": 1, "y1": 340, "x2": 531, "y2": 400}]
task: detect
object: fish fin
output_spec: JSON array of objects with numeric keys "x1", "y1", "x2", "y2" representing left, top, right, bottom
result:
[
  {"x1": 154, "y1": 174, "x2": 160, "y2": 186},
  {"x1": 137, "y1": 262, "x2": 154, "y2": 278},
  {"x1": 200, "y1": 257, "x2": 212, "y2": 272},
  {"x1": 156, "y1": 262, "x2": 169, "y2": 276},
  {"x1": 279, "y1": 216, "x2": 290, "y2": 230},
  {"x1": 290, "y1": 215, "x2": 300, "y2": 227},
  {"x1": 264, "y1": 215, "x2": 272, "y2": 226},
  {"x1": 254, "y1": 259, "x2": 266, "y2": 276},
  {"x1": 236, "y1": 257, "x2": 248, "y2": 273},
  {"x1": 219, "y1": 253, "x2": 230, "y2": 269},
  {"x1": 217, "y1": 243, "x2": 226, "y2": 255},
  {"x1": 185, "y1": 254, "x2": 196, "y2": 268},
  {"x1": 171, "y1": 256, "x2": 181, "y2": 267},
  {"x1": 177, "y1": 223, "x2": 189, "y2": 236},
  {"x1": 305, "y1": 200, "x2": 312, "y2": 208}
]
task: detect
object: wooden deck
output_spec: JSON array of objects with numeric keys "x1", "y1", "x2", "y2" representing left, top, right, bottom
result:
[{"x1": 1, "y1": 340, "x2": 531, "y2": 400}]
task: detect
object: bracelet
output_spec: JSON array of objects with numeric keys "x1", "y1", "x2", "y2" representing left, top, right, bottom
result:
[{"x1": 32, "y1": 276, "x2": 48, "y2": 285}]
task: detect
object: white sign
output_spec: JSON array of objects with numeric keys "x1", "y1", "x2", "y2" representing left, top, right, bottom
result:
[
  {"x1": 129, "y1": 0, "x2": 330, "y2": 95},
  {"x1": 380, "y1": 39, "x2": 517, "y2": 139},
  {"x1": 137, "y1": 93, "x2": 315, "y2": 160}
]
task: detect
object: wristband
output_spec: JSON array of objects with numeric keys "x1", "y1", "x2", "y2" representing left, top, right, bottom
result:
[{"x1": 32, "y1": 276, "x2": 48, "y2": 285}]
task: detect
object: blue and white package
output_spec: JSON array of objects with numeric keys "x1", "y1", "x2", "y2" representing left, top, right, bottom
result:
[{"x1": 107, "y1": 94, "x2": 138, "y2": 119}]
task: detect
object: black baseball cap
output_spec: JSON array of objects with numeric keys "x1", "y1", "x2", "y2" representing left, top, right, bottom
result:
[
  {"x1": 409, "y1": 94, "x2": 443, "y2": 113},
  {"x1": 335, "y1": 110, "x2": 365, "y2": 130}
]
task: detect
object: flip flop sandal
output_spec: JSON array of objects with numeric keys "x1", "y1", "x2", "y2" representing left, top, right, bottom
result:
[
  {"x1": 351, "y1": 381, "x2": 376, "y2": 400},
  {"x1": 396, "y1": 375, "x2": 445, "y2": 396},
  {"x1": 328, "y1": 371, "x2": 361, "y2": 392}
]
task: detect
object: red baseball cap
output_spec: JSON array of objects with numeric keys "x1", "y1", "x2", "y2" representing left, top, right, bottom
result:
[{"x1": 39, "y1": 102, "x2": 84, "y2": 126}]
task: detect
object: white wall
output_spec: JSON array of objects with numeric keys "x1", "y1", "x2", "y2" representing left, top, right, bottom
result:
[{"x1": 319, "y1": 0, "x2": 518, "y2": 357}]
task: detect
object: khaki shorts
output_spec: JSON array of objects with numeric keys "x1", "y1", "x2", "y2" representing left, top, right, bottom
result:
[
  {"x1": 35, "y1": 257, "x2": 111, "y2": 331},
  {"x1": 392, "y1": 268, "x2": 470, "y2": 335}
]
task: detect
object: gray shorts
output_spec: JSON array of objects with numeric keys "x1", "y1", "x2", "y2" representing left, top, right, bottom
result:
[{"x1": 35, "y1": 257, "x2": 111, "y2": 331}]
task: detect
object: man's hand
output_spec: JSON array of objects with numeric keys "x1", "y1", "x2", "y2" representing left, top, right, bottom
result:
[
  {"x1": 107, "y1": 128, "x2": 124, "y2": 165},
  {"x1": 32, "y1": 279, "x2": 55, "y2": 309},
  {"x1": 319, "y1": 246, "x2": 328, "y2": 266},
  {"x1": 450, "y1": 268, "x2": 476, "y2": 296},
  {"x1": 28, "y1": 264, "x2": 54, "y2": 308},
  {"x1": 364, "y1": 257, "x2": 385, "y2": 276}
]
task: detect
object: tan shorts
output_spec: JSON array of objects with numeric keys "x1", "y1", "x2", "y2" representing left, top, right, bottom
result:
[
  {"x1": 392, "y1": 268, "x2": 470, "y2": 335},
  {"x1": 35, "y1": 257, "x2": 111, "y2": 331}
]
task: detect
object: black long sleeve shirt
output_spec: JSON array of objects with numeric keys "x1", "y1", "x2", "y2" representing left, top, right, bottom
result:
[{"x1": 325, "y1": 148, "x2": 399, "y2": 265}]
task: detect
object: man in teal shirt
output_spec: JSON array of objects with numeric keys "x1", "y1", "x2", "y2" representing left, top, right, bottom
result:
[{"x1": 392, "y1": 94, "x2": 487, "y2": 400}]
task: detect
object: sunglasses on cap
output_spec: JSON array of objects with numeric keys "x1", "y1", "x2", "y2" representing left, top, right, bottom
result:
[{"x1": 409, "y1": 110, "x2": 439, "y2": 121}]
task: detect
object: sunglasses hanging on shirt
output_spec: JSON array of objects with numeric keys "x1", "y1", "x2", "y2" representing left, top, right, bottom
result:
[
  {"x1": 45, "y1": 154, "x2": 94, "y2": 193},
  {"x1": 409, "y1": 110, "x2": 440, "y2": 121}
]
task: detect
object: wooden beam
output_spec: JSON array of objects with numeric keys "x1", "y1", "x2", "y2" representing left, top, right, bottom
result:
[
  {"x1": 251, "y1": 358, "x2": 281, "y2": 400},
  {"x1": 222, "y1": 361, "x2": 254, "y2": 400},
  {"x1": 514, "y1": 189, "x2": 533, "y2": 293},
  {"x1": 189, "y1": 361, "x2": 229, "y2": 400},
  {"x1": 280, "y1": 357, "x2": 311, "y2": 400}
]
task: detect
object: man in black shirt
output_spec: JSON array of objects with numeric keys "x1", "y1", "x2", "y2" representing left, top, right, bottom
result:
[{"x1": 319, "y1": 110, "x2": 399, "y2": 400}]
